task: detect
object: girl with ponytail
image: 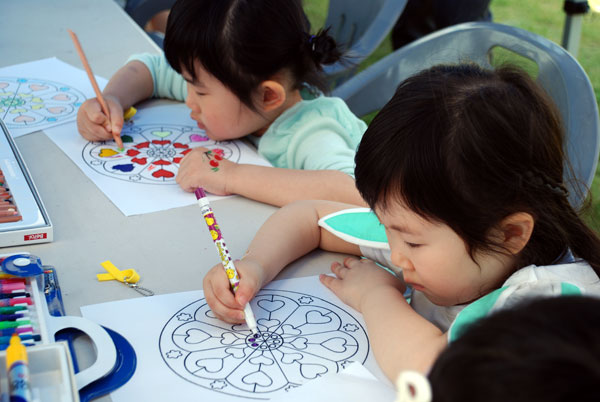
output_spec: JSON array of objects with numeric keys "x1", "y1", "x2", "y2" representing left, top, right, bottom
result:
[
  {"x1": 203, "y1": 63, "x2": 600, "y2": 380},
  {"x1": 76, "y1": 0, "x2": 366, "y2": 206}
]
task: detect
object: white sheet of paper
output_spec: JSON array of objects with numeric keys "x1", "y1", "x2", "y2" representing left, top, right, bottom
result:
[
  {"x1": 81, "y1": 275, "x2": 384, "y2": 401},
  {"x1": 0, "y1": 57, "x2": 107, "y2": 137},
  {"x1": 44, "y1": 103, "x2": 272, "y2": 216},
  {"x1": 271, "y1": 361, "x2": 396, "y2": 402}
]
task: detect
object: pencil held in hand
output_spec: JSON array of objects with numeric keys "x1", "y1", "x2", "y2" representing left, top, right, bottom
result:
[
  {"x1": 67, "y1": 29, "x2": 124, "y2": 150},
  {"x1": 194, "y1": 187, "x2": 259, "y2": 335}
]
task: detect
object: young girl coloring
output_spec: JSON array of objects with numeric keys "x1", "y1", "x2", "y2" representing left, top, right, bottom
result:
[
  {"x1": 76, "y1": 0, "x2": 367, "y2": 207},
  {"x1": 202, "y1": 64, "x2": 600, "y2": 381}
]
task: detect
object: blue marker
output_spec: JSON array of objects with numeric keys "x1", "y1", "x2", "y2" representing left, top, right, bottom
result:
[
  {"x1": 5, "y1": 334, "x2": 33, "y2": 401},
  {"x1": 0, "y1": 313, "x2": 26, "y2": 321},
  {"x1": 0, "y1": 333, "x2": 40, "y2": 345}
]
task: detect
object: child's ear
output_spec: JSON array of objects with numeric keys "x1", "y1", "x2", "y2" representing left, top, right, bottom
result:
[
  {"x1": 499, "y1": 212, "x2": 534, "y2": 255},
  {"x1": 258, "y1": 80, "x2": 286, "y2": 112}
]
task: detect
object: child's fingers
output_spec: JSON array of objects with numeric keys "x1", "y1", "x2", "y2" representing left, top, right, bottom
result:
[
  {"x1": 330, "y1": 261, "x2": 349, "y2": 279},
  {"x1": 203, "y1": 267, "x2": 246, "y2": 319},
  {"x1": 204, "y1": 280, "x2": 245, "y2": 323},
  {"x1": 78, "y1": 119, "x2": 113, "y2": 142},
  {"x1": 205, "y1": 293, "x2": 245, "y2": 323},
  {"x1": 320, "y1": 273, "x2": 342, "y2": 294},
  {"x1": 83, "y1": 101, "x2": 110, "y2": 128},
  {"x1": 234, "y1": 274, "x2": 260, "y2": 307},
  {"x1": 107, "y1": 103, "x2": 125, "y2": 135}
]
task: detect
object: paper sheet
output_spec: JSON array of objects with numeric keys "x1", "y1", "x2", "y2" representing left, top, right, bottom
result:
[
  {"x1": 0, "y1": 57, "x2": 107, "y2": 137},
  {"x1": 81, "y1": 276, "x2": 384, "y2": 401},
  {"x1": 271, "y1": 361, "x2": 396, "y2": 402},
  {"x1": 44, "y1": 103, "x2": 272, "y2": 216}
]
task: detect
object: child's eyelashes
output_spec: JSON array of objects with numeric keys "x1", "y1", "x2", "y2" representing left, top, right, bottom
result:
[{"x1": 405, "y1": 242, "x2": 422, "y2": 248}]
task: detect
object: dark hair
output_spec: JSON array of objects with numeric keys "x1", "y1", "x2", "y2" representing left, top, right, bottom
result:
[
  {"x1": 429, "y1": 296, "x2": 600, "y2": 401},
  {"x1": 354, "y1": 63, "x2": 600, "y2": 276},
  {"x1": 164, "y1": 0, "x2": 342, "y2": 110}
]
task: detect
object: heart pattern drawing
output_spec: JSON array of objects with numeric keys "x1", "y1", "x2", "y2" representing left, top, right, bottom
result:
[
  {"x1": 0, "y1": 77, "x2": 85, "y2": 133},
  {"x1": 83, "y1": 123, "x2": 242, "y2": 184},
  {"x1": 160, "y1": 290, "x2": 369, "y2": 398}
]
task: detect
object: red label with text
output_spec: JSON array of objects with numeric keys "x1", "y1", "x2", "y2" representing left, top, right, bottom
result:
[{"x1": 24, "y1": 233, "x2": 47, "y2": 241}]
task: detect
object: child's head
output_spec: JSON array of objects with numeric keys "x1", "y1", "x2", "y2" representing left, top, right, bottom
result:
[
  {"x1": 355, "y1": 63, "x2": 600, "y2": 299},
  {"x1": 428, "y1": 295, "x2": 600, "y2": 401},
  {"x1": 163, "y1": 0, "x2": 342, "y2": 140}
]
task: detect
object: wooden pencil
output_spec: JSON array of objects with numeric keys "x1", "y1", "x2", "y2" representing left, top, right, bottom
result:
[{"x1": 67, "y1": 29, "x2": 124, "y2": 150}]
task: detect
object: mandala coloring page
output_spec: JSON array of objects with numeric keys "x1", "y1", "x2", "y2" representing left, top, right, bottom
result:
[
  {"x1": 44, "y1": 103, "x2": 272, "y2": 216},
  {"x1": 159, "y1": 289, "x2": 369, "y2": 398},
  {"x1": 82, "y1": 122, "x2": 239, "y2": 184},
  {"x1": 81, "y1": 276, "x2": 379, "y2": 401},
  {"x1": 0, "y1": 57, "x2": 108, "y2": 137},
  {"x1": 0, "y1": 77, "x2": 84, "y2": 131}
]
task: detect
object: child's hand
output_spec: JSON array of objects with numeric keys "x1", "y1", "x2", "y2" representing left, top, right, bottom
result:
[
  {"x1": 203, "y1": 258, "x2": 264, "y2": 324},
  {"x1": 320, "y1": 257, "x2": 405, "y2": 313},
  {"x1": 76, "y1": 95, "x2": 124, "y2": 142},
  {"x1": 176, "y1": 147, "x2": 236, "y2": 195}
]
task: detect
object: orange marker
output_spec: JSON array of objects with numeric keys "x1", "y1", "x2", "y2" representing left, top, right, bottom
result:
[{"x1": 67, "y1": 29, "x2": 124, "y2": 151}]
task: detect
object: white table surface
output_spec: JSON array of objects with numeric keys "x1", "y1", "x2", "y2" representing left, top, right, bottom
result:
[{"x1": 0, "y1": 1, "x2": 344, "y2": 400}]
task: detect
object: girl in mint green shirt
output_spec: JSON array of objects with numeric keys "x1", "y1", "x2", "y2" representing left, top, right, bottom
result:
[{"x1": 76, "y1": 0, "x2": 367, "y2": 207}]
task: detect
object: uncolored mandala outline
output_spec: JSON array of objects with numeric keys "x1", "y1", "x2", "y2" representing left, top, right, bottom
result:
[{"x1": 159, "y1": 289, "x2": 370, "y2": 400}]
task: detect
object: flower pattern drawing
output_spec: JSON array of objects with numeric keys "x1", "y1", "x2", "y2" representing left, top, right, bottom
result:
[
  {"x1": 82, "y1": 123, "x2": 240, "y2": 184},
  {"x1": 159, "y1": 289, "x2": 370, "y2": 399}
]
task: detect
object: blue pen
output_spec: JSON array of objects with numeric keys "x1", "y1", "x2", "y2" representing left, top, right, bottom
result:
[{"x1": 43, "y1": 267, "x2": 65, "y2": 317}]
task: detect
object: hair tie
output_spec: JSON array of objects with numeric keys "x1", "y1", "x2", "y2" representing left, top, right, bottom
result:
[
  {"x1": 522, "y1": 171, "x2": 569, "y2": 198},
  {"x1": 395, "y1": 371, "x2": 432, "y2": 402},
  {"x1": 308, "y1": 34, "x2": 316, "y2": 52}
]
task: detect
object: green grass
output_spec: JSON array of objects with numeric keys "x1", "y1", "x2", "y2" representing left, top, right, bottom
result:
[{"x1": 304, "y1": 0, "x2": 600, "y2": 231}]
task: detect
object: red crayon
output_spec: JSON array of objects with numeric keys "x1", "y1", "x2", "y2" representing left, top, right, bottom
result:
[
  {"x1": 0, "y1": 298, "x2": 32, "y2": 307},
  {"x1": 0, "y1": 279, "x2": 26, "y2": 284},
  {"x1": 0, "y1": 283, "x2": 25, "y2": 293}
]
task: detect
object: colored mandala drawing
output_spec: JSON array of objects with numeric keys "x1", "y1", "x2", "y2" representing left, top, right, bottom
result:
[
  {"x1": 82, "y1": 123, "x2": 241, "y2": 184},
  {"x1": 159, "y1": 289, "x2": 370, "y2": 399},
  {"x1": 0, "y1": 77, "x2": 85, "y2": 128}
]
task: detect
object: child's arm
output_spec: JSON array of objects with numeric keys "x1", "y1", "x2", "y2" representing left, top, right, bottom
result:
[
  {"x1": 321, "y1": 258, "x2": 447, "y2": 380},
  {"x1": 203, "y1": 200, "x2": 362, "y2": 322},
  {"x1": 177, "y1": 151, "x2": 366, "y2": 206},
  {"x1": 77, "y1": 60, "x2": 153, "y2": 141}
]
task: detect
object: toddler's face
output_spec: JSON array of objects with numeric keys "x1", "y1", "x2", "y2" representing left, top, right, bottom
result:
[
  {"x1": 376, "y1": 200, "x2": 514, "y2": 306},
  {"x1": 182, "y1": 63, "x2": 267, "y2": 141}
]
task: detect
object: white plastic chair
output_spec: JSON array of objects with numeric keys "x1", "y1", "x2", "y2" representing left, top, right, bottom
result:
[
  {"x1": 323, "y1": 0, "x2": 408, "y2": 87},
  {"x1": 332, "y1": 22, "x2": 600, "y2": 208}
]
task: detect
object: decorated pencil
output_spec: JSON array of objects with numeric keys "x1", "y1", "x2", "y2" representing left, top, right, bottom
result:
[{"x1": 194, "y1": 187, "x2": 259, "y2": 335}]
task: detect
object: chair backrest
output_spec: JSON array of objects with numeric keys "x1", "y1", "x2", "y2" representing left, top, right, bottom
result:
[
  {"x1": 332, "y1": 22, "x2": 600, "y2": 208},
  {"x1": 323, "y1": 0, "x2": 407, "y2": 88}
]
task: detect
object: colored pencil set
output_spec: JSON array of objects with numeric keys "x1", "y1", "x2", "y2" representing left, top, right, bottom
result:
[
  {"x1": 0, "y1": 169, "x2": 22, "y2": 224},
  {"x1": 0, "y1": 276, "x2": 38, "y2": 351}
]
